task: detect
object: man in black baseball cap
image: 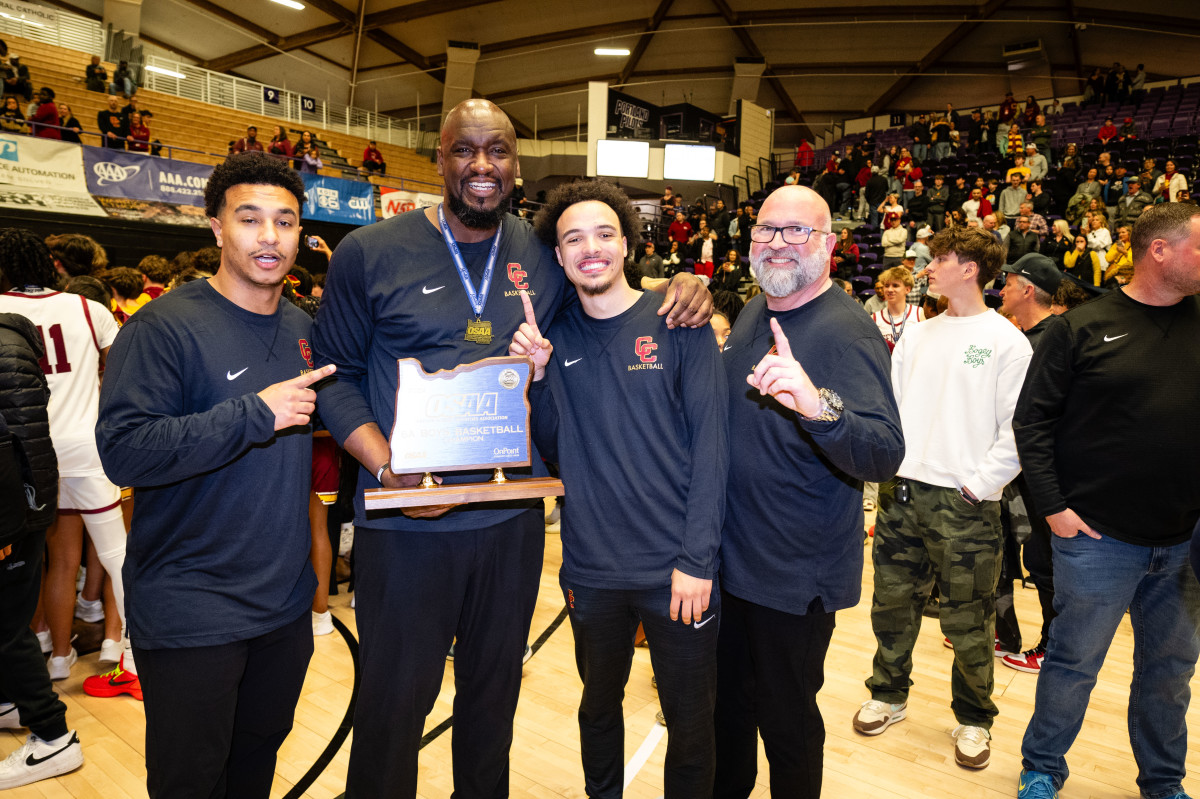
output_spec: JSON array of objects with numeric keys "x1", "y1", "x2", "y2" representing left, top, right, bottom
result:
[{"x1": 1001, "y1": 253, "x2": 1064, "y2": 342}]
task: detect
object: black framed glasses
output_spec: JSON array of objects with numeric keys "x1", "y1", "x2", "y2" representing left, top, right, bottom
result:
[{"x1": 749, "y1": 225, "x2": 829, "y2": 245}]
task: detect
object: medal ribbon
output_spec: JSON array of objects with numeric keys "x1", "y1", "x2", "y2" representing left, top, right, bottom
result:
[{"x1": 437, "y1": 203, "x2": 503, "y2": 318}]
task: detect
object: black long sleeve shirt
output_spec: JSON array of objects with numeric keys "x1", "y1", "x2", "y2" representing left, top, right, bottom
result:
[{"x1": 1013, "y1": 288, "x2": 1200, "y2": 545}]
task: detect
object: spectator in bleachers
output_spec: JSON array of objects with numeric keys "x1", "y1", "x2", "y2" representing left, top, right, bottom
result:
[
  {"x1": 668, "y1": 211, "x2": 692, "y2": 244},
  {"x1": 999, "y1": 91, "x2": 1018, "y2": 127},
  {"x1": 1006, "y1": 155, "x2": 1031, "y2": 185},
  {"x1": 119, "y1": 91, "x2": 145, "y2": 124},
  {"x1": 637, "y1": 241, "x2": 664, "y2": 280},
  {"x1": 299, "y1": 142, "x2": 323, "y2": 173},
  {"x1": 232, "y1": 125, "x2": 264, "y2": 154},
  {"x1": 878, "y1": 192, "x2": 903, "y2": 226},
  {"x1": 1063, "y1": 234, "x2": 1101, "y2": 285},
  {"x1": 85, "y1": 55, "x2": 107, "y2": 93},
  {"x1": 2, "y1": 54, "x2": 31, "y2": 101},
  {"x1": 1084, "y1": 213, "x2": 1112, "y2": 253},
  {"x1": 999, "y1": 173, "x2": 1027, "y2": 219},
  {"x1": 1019, "y1": 201, "x2": 1048, "y2": 240},
  {"x1": 1112, "y1": 176, "x2": 1152, "y2": 230},
  {"x1": 1030, "y1": 114, "x2": 1053, "y2": 160},
  {"x1": 881, "y1": 215, "x2": 908, "y2": 267},
  {"x1": 931, "y1": 115, "x2": 952, "y2": 162},
  {"x1": 27, "y1": 87, "x2": 58, "y2": 140},
  {"x1": 1082, "y1": 67, "x2": 1104, "y2": 105},
  {"x1": 901, "y1": 157, "x2": 923, "y2": 209},
  {"x1": 905, "y1": 180, "x2": 930, "y2": 232},
  {"x1": 794, "y1": 139, "x2": 814, "y2": 168},
  {"x1": 0, "y1": 95, "x2": 25, "y2": 134},
  {"x1": 1005, "y1": 123, "x2": 1024, "y2": 157},
  {"x1": 909, "y1": 114, "x2": 930, "y2": 163},
  {"x1": 1043, "y1": 219, "x2": 1073, "y2": 265},
  {"x1": 1076, "y1": 168, "x2": 1102, "y2": 200},
  {"x1": 137, "y1": 255, "x2": 171, "y2": 299},
  {"x1": 982, "y1": 213, "x2": 1004, "y2": 246},
  {"x1": 1118, "y1": 117, "x2": 1138, "y2": 141},
  {"x1": 1104, "y1": 226, "x2": 1133, "y2": 280},
  {"x1": 1097, "y1": 117, "x2": 1118, "y2": 145},
  {"x1": 912, "y1": 226, "x2": 934, "y2": 273},
  {"x1": 57, "y1": 103, "x2": 81, "y2": 144},
  {"x1": 1098, "y1": 164, "x2": 1120, "y2": 207},
  {"x1": 291, "y1": 130, "x2": 316, "y2": 170},
  {"x1": 880, "y1": 145, "x2": 900, "y2": 193},
  {"x1": 1007, "y1": 216, "x2": 1040, "y2": 264},
  {"x1": 126, "y1": 111, "x2": 149, "y2": 153},
  {"x1": 926, "y1": 175, "x2": 949, "y2": 232},
  {"x1": 1021, "y1": 96, "x2": 1040, "y2": 127},
  {"x1": 947, "y1": 175, "x2": 969, "y2": 214},
  {"x1": 97, "y1": 95, "x2": 126, "y2": 150},
  {"x1": 1105, "y1": 62, "x2": 1128, "y2": 103},
  {"x1": 711, "y1": 249, "x2": 743, "y2": 293},
  {"x1": 1129, "y1": 64, "x2": 1147, "y2": 101},
  {"x1": 361, "y1": 140, "x2": 386, "y2": 175},
  {"x1": 1153, "y1": 159, "x2": 1188, "y2": 203},
  {"x1": 108, "y1": 59, "x2": 133, "y2": 97},
  {"x1": 665, "y1": 240, "x2": 683, "y2": 274},
  {"x1": 1139, "y1": 156, "x2": 1163, "y2": 188},
  {"x1": 267, "y1": 126, "x2": 292, "y2": 160},
  {"x1": 966, "y1": 108, "x2": 983, "y2": 153},
  {"x1": 831, "y1": 228, "x2": 859, "y2": 280},
  {"x1": 1025, "y1": 144, "x2": 1048, "y2": 181}
]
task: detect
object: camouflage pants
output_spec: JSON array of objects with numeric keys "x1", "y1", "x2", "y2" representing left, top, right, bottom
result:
[{"x1": 866, "y1": 479, "x2": 1003, "y2": 729}]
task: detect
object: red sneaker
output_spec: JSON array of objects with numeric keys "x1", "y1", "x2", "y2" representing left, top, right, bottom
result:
[
  {"x1": 1001, "y1": 646, "x2": 1046, "y2": 674},
  {"x1": 82, "y1": 658, "x2": 142, "y2": 700}
]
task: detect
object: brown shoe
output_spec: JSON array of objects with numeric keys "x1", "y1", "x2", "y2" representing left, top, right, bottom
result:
[{"x1": 952, "y1": 724, "x2": 991, "y2": 768}]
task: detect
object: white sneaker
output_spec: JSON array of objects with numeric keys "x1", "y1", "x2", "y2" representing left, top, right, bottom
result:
[
  {"x1": 338, "y1": 522, "x2": 354, "y2": 557},
  {"x1": 47, "y1": 648, "x2": 77, "y2": 681},
  {"x1": 98, "y1": 638, "x2": 123, "y2": 664},
  {"x1": 0, "y1": 703, "x2": 21, "y2": 730},
  {"x1": 312, "y1": 610, "x2": 334, "y2": 636},
  {"x1": 0, "y1": 732, "x2": 84, "y2": 789},
  {"x1": 74, "y1": 595, "x2": 104, "y2": 623},
  {"x1": 951, "y1": 724, "x2": 991, "y2": 769},
  {"x1": 35, "y1": 631, "x2": 51, "y2": 655}
]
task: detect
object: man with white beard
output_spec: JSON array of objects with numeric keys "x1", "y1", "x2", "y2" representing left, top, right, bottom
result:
[{"x1": 713, "y1": 185, "x2": 905, "y2": 797}]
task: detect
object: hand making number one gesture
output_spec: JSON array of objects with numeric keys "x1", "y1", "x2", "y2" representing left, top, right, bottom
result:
[
  {"x1": 510, "y1": 290, "x2": 553, "y2": 381},
  {"x1": 747, "y1": 317, "x2": 822, "y2": 417}
]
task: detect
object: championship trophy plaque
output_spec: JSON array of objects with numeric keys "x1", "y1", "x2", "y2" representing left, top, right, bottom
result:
[{"x1": 363, "y1": 356, "x2": 564, "y2": 510}]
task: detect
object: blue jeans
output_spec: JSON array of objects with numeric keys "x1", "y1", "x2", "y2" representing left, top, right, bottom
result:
[
  {"x1": 1021, "y1": 533, "x2": 1200, "y2": 799},
  {"x1": 912, "y1": 143, "x2": 928, "y2": 163}
]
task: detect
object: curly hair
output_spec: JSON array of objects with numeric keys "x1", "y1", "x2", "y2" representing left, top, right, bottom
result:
[
  {"x1": 191, "y1": 246, "x2": 221, "y2": 274},
  {"x1": 44, "y1": 233, "x2": 107, "y2": 277},
  {"x1": 532, "y1": 180, "x2": 642, "y2": 250},
  {"x1": 928, "y1": 226, "x2": 1004, "y2": 290},
  {"x1": 0, "y1": 228, "x2": 62, "y2": 290},
  {"x1": 137, "y1": 254, "x2": 172, "y2": 284},
  {"x1": 204, "y1": 151, "x2": 306, "y2": 218}
]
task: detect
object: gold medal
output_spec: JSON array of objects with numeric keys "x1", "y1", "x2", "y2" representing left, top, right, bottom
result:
[{"x1": 465, "y1": 319, "x2": 492, "y2": 344}]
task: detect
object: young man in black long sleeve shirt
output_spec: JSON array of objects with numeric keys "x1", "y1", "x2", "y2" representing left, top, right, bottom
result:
[
  {"x1": 511, "y1": 181, "x2": 728, "y2": 799},
  {"x1": 1014, "y1": 203, "x2": 1200, "y2": 799}
]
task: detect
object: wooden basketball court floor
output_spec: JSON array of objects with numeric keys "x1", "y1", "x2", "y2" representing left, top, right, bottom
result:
[{"x1": 7, "y1": 504, "x2": 1200, "y2": 799}]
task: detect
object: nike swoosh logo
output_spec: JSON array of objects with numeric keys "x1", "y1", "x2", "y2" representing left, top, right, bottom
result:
[
  {"x1": 1103, "y1": 333, "x2": 1128, "y2": 342},
  {"x1": 422, "y1": 285, "x2": 445, "y2": 294},
  {"x1": 26, "y1": 733, "x2": 78, "y2": 766},
  {"x1": 693, "y1": 615, "x2": 715, "y2": 629},
  {"x1": 227, "y1": 368, "x2": 248, "y2": 381},
  {"x1": 722, "y1": 345, "x2": 732, "y2": 351},
  {"x1": 564, "y1": 358, "x2": 582, "y2": 367},
  {"x1": 1018, "y1": 781, "x2": 1026, "y2": 791}
]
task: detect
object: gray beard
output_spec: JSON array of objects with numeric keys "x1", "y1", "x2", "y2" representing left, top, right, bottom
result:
[{"x1": 750, "y1": 247, "x2": 827, "y2": 298}]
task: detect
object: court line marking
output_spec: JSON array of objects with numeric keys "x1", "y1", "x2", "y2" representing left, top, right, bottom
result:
[{"x1": 623, "y1": 721, "x2": 666, "y2": 790}]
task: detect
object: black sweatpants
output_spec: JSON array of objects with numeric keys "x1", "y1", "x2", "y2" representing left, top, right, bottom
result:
[
  {"x1": 346, "y1": 508, "x2": 544, "y2": 799},
  {"x1": 134, "y1": 610, "x2": 313, "y2": 799},
  {"x1": 0, "y1": 526, "x2": 68, "y2": 741},
  {"x1": 713, "y1": 590, "x2": 836, "y2": 799},
  {"x1": 561, "y1": 576, "x2": 719, "y2": 799}
]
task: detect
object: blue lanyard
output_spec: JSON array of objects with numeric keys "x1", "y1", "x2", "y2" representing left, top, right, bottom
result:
[{"x1": 437, "y1": 203, "x2": 502, "y2": 318}]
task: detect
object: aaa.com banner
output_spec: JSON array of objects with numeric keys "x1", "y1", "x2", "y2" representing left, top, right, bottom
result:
[
  {"x1": 83, "y1": 146, "x2": 212, "y2": 207},
  {"x1": 379, "y1": 187, "x2": 441, "y2": 219},
  {"x1": 299, "y1": 174, "x2": 374, "y2": 225}
]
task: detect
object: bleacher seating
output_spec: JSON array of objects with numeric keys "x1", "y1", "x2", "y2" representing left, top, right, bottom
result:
[{"x1": 0, "y1": 34, "x2": 441, "y2": 193}]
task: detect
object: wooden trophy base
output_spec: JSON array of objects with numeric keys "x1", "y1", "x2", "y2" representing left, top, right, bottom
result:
[{"x1": 364, "y1": 475, "x2": 564, "y2": 510}]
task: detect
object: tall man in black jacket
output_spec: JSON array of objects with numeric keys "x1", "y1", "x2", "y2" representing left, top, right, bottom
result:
[{"x1": 1014, "y1": 202, "x2": 1200, "y2": 799}]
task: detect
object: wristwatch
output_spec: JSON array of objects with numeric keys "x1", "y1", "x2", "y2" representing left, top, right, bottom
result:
[{"x1": 801, "y1": 387, "x2": 843, "y2": 422}]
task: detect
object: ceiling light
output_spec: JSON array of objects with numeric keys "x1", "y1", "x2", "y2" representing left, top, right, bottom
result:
[
  {"x1": 594, "y1": 48, "x2": 630, "y2": 57},
  {"x1": 269, "y1": 0, "x2": 305, "y2": 9},
  {"x1": 0, "y1": 12, "x2": 46, "y2": 27},
  {"x1": 146, "y1": 65, "x2": 187, "y2": 79}
]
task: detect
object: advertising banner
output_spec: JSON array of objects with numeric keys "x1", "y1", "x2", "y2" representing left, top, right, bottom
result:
[
  {"x1": 0, "y1": 0, "x2": 58, "y2": 27},
  {"x1": 606, "y1": 89, "x2": 659, "y2": 140},
  {"x1": 94, "y1": 196, "x2": 209, "y2": 227},
  {"x1": 379, "y1": 187, "x2": 441, "y2": 219},
  {"x1": 82, "y1": 146, "x2": 212, "y2": 207},
  {"x1": 300, "y1": 174, "x2": 375, "y2": 225},
  {"x1": 0, "y1": 135, "x2": 105, "y2": 216}
]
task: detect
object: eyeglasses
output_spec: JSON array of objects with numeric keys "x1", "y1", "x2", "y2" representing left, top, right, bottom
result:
[{"x1": 749, "y1": 225, "x2": 829, "y2": 245}]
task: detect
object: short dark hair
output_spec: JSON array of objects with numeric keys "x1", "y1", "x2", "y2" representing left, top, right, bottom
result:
[
  {"x1": 99, "y1": 266, "x2": 145, "y2": 300},
  {"x1": 288, "y1": 264, "x2": 313, "y2": 295},
  {"x1": 928, "y1": 226, "x2": 1004, "y2": 290},
  {"x1": 1131, "y1": 202, "x2": 1200, "y2": 259},
  {"x1": 44, "y1": 233, "x2": 107, "y2": 277},
  {"x1": 532, "y1": 180, "x2": 641, "y2": 249},
  {"x1": 138, "y1": 254, "x2": 172, "y2": 283},
  {"x1": 204, "y1": 152, "x2": 305, "y2": 218},
  {"x1": 192, "y1": 246, "x2": 222, "y2": 273},
  {"x1": 64, "y1": 275, "x2": 111, "y2": 306},
  {"x1": 0, "y1": 228, "x2": 62, "y2": 290}
]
